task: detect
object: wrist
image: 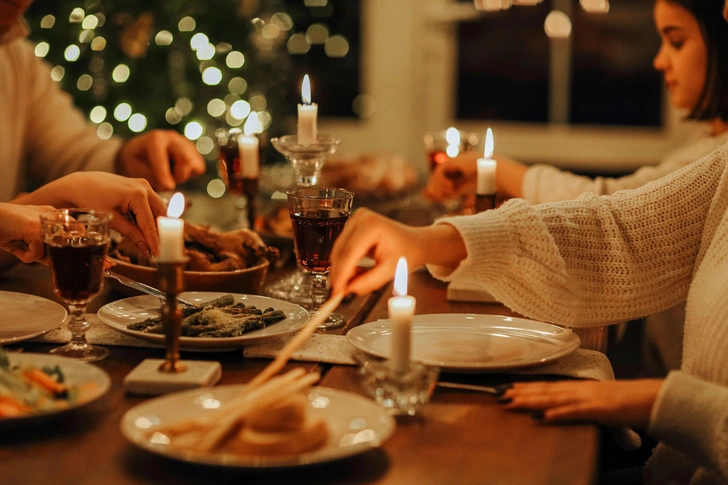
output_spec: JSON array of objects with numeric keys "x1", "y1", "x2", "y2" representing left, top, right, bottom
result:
[{"x1": 421, "y1": 224, "x2": 467, "y2": 269}]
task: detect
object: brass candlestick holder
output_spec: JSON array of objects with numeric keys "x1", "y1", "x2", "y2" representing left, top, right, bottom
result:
[
  {"x1": 122, "y1": 258, "x2": 222, "y2": 395},
  {"x1": 157, "y1": 260, "x2": 188, "y2": 373},
  {"x1": 475, "y1": 192, "x2": 498, "y2": 213}
]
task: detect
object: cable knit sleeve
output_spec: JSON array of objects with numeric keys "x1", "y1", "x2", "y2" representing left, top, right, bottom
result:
[
  {"x1": 428, "y1": 147, "x2": 727, "y2": 327},
  {"x1": 648, "y1": 371, "x2": 728, "y2": 481},
  {"x1": 19, "y1": 40, "x2": 122, "y2": 185},
  {"x1": 522, "y1": 156, "x2": 700, "y2": 205}
]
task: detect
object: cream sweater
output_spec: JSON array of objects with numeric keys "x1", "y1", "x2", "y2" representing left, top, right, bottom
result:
[
  {"x1": 431, "y1": 146, "x2": 728, "y2": 484},
  {"x1": 521, "y1": 131, "x2": 728, "y2": 204},
  {"x1": 0, "y1": 32, "x2": 121, "y2": 200}
]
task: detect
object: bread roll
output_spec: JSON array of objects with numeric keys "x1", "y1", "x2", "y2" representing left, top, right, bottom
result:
[
  {"x1": 230, "y1": 415, "x2": 329, "y2": 456},
  {"x1": 246, "y1": 393, "x2": 307, "y2": 432}
]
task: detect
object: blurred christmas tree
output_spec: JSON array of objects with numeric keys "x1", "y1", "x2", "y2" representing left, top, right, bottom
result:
[{"x1": 24, "y1": 0, "x2": 361, "y2": 189}]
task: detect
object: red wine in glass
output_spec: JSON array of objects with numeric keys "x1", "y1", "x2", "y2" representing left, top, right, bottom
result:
[
  {"x1": 218, "y1": 144, "x2": 244, "y2": 196},
  {"x1": 46, "y1": 233, "x2": 108, "y2": 303},
  {"x1": 427, "y1": 149, "x2": 449, "y2": 172},
  {"x1": 291, "y1": 210, "x2": 348, "y2": 273}
]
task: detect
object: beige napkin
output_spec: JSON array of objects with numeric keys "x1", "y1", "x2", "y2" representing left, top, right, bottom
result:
[
  {"x1": 243, "y1": 333, "x2": 365, "y2": 365},
  {"x1": 28, "y1": 314, "x2": 161, "y2": 348}
]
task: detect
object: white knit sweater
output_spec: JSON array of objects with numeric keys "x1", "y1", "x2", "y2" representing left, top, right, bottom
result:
[
  {"x1": 431, "y1": 146, "x2": 728, "y2": 484},
  {"x1": 0, "y1": 30, "x2": 120, "y2": 200},
  {"x1": 521, "y1": 131, "x2": 728, "y2": 204}
]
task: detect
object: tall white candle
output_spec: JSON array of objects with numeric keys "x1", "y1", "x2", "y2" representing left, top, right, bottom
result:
[
  {"x1": 297, "y1": 74, "x2": 318, "y2": 147},
  {"x1": 477, "y1": 128, "x2": 497, "y2": 195},
  {"x1": 156, "y1": 192, "x2": 186, "y2": 262},
  {"x1": 240, "y1": 112, "x2": 261, "y2": 178},
  {"x1": 389, "y1": 257, "x2": 415, "y2": 373}
]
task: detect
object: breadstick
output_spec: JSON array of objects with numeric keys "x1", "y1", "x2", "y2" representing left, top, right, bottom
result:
[
  {"x1": 197, "y1": 372, "x2": 321, "y2": 452},
  {"x1": 160, "y1": 368, "x2": 307, "y2": 437},
  {"x1": 247, "y1": 292, "x2": 345, "y2": 389}
]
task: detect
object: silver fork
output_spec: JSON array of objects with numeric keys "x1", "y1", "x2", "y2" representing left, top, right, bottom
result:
[{"x1": 104, "y1": 269, "x2": 196, "y2": 308}]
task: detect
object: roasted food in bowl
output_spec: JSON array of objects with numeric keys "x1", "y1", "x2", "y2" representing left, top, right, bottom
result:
[{"x1": 108, "y1": 223, "x2": 278, "y2": 294}]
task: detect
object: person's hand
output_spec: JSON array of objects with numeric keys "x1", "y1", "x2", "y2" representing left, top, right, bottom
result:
[
  {"x1": 423, "y1": 153, "x2": 478, "y2": 202},
  {"x1": 21, "y1": 172, "x2": 167, "y2": 257},
  {"x1": 0, "y1": 203, "x2": 55, "y2": 263},
  {"x1": 500, "y1": 379, "x2": 664, "y2": 429},
  {"x1": 116, "y1": 130, "x2": 206, "y2": 191},
  {"x1": 329, "y1": 208, "x2": 467, "y2": 295}
]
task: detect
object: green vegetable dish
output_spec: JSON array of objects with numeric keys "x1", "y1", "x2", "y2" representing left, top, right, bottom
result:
[
  {"x1": 0, "y1": 348, "x2": 85, "y2": 418},
  {"x1": 127, "y1": 294, "x2": 287, "y2": 338}
]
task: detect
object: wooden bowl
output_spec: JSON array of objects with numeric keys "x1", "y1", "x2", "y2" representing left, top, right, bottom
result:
[{"x1": 107, "y1": 257, "x2": 269, "y2": 296}]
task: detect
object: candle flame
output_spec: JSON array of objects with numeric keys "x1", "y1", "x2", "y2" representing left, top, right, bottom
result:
[
  {"x1": 393, "y1": 257, "x2": 408, "y2": 296},
  {"x1": 445, "y1": 127, "x2": 460, "y2": 146},
  {"x1": 484, "y1": 128, "x2": 494, "y2": 158},
  {"x1": 301, "y1": 74, "x2": 312, "y2": 105},
  {"x1": 243, "y1": 111, "x2": 262, "y2": 135},
  {"x1": 167, "y1": 192, "x2": 185, "y2": 218}
]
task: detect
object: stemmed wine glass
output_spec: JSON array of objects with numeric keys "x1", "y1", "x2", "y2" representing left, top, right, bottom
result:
[
  {"x1": 287, "y1": 187, "x2": 353, "y2": 329},
  {"x1": 41, "y1": 209, "x2": 112, "y2": 362},
  {"x1": 265, "y1": 135, "x2": 342, "y2": 306}
]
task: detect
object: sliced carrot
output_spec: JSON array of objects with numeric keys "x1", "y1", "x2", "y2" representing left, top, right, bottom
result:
[
  {"x1": 23, "y1": 368, "x2": 67, "y2": 395},
  {"x1": 0, "y1": 395, "x2": 31, "y2": 417}
]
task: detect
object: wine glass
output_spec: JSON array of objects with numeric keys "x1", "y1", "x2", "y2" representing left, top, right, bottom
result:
[
  {"x1": 287, "y1": 187, "x2": 354, "y2": 329},
  {"x1": 41, "y1": 209, "x2": 112, "y2": 362},
  {"x1": 215, "y1": 128, "x2": 259, "y2": 230}
]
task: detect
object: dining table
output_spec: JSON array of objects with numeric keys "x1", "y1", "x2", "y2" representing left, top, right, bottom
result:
[{"x1": 0, "y1": 257, "x2": 604, "y2": 485}]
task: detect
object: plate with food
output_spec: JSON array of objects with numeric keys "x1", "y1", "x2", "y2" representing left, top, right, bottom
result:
[
  {"x1": 97, "y1": 292, "x2": 310, "y2": 351},
  {"x1": 0, "y1": 291, "x2": 68, "y2": 345},
  {"x1": 108, "y1": 222, "x2": 278, "y2": 295},
  {"x1": 0, "y1": 349, "x2": 111, "y2": 428},
  {"x1": 347, "y1": 314, "x2": 581, "y2": 372},
  {"x1": 121, "y1": 370, "x2": 396, "y2": 468}
]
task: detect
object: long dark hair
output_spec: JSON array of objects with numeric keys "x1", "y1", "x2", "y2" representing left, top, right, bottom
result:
[{"x1": 668, "y1": 0, "x2": 728, "y2": 121}]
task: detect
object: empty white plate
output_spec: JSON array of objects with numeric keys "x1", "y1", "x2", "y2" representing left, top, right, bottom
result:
[
  {"x1": 347, "y1": 314, "x2": 581, "y2": 372},
  {"x1": 0, "y1": 291, "x2": 67, "y2": 345}
]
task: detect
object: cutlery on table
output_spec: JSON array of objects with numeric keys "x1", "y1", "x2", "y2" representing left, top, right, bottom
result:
[
  {"x1": 436, "y1": 381, "x2": 511, "y2": 397},
  {"x1": 104, "y1": 269, "x2": 196, "y2": 308}
]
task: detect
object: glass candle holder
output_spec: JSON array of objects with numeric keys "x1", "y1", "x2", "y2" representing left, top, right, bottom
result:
[{"x1": 356, "y1": 356, "x2": 440, "y2": 416}]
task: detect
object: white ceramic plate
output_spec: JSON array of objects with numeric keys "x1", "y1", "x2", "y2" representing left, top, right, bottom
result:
[
  {"x1": 0, "y1": 353, "x2": 111, "y2": 429},
  {"x1": 347, "y1": 314, "x2": 581, "y2": 372},
  {"x1": 97, "y1": 292, "x2": 309, "y2": 352},
  {"x1": 0, "y1": 291, "x2": 67, "y2": 345},
  {"x1": 121, "y1": 386, "x2": 396, "y2": 468}
]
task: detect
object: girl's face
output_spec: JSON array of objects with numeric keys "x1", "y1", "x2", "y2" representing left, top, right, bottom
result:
[{"x1": 653, "y1": 0, "x2": 708, "y2": 111}]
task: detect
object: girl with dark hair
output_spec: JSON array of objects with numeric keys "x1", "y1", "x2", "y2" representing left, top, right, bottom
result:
[{"x1": 426, "y1": 0, "x2": 728, "y2": 206}]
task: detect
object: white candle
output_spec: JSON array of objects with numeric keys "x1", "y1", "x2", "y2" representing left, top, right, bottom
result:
[
  {"x1": 389, "y1": 257, "x2": 416, "y2": 373},
  {"x1": 240, "y1": 112, "x2": 261, "y2": 178},
  {"x1": 297, "y1": 74, "x2": 318, "y2": 147},
  {"x1": 156, "y1": 192, "x2": 186, "y2": 262},
  {"x1": 477, "y1": 128, "x2": 497, "y2": 195}
]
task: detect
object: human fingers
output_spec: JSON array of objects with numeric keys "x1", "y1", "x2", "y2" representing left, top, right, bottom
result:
[
  {"x1": 329, "y1": 210, "x2": 380, "y2": 293},
  {"x1": 345, "y1": 263, "x2": 398, "y2": 296},
  {"x1": 142, "y1": 133, "x2": 176, "y2": 191},
  {"x1": 541, "y1": 403, "x2": 605, "y2": 424},
  {"x1": 110, "y1": 212, "x2": 153, "y2": 258},
  {"x1": 126, "y1": 189, "x2": 161, "y2": 256},
  {"x1": 168, "y1": 133, "x2": 206, "y2": 183}
]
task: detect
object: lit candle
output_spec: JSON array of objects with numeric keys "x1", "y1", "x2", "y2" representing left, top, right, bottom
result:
[
  {"x1": 445, "y1": 126, "x2": 460, "y2": 158},
  {"x1": 477, "y1": 128, "x2": 496, "y2": 195},
  {"x1": 297, "y1": 74, "x2": 318, "y2": 147},
  {"x1": 240, "y1": 112, "x2": 261, "y2": 178},
  {"x1": 389, "y1": 257, "x2": 416, "y2": 373},
  {"x1": 156, "y1": 192, "x2": 186, "y2": 262}
]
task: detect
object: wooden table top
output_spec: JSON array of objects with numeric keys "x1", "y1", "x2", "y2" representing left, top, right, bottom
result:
[{"x1": 0, "y1": 263, "x2": 597, "y2": 485}]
